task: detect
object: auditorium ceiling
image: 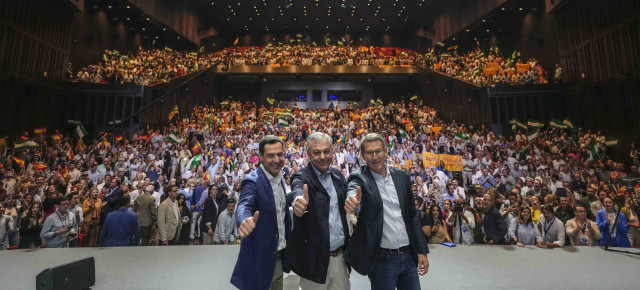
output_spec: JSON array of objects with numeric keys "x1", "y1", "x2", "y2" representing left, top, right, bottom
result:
[{"x1": 203, "y1": 0, "x2": 433, "y2": 34}]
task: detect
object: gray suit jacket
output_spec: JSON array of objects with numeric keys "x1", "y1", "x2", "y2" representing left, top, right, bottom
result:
[
  {"x1": 157, "y1": 198, "x2": 181, "y2": 242},
  {"x1": 133, "y1": 194, "x2": 157, "y2": 227}
]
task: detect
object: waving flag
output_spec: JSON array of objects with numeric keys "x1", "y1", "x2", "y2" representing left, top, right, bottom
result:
[
  {"x1": 33, "y1": 163, "x2": 48, "y2": 171},
  {"x1": 168, "y1": 105, "x2": 179, "y2": 120},
  {"x1": 191, "y1": 142, "x2": 202, "y2": 155},
  {"x1": 204, "y1": 170, "x2": 211, "y2": 182},
  {"x1": 14, "y1": 139, "x2": 40, "y2": 152},
  {"x1": 398, "y1": 128, "x2": 409, "y2": 138},
  {"x1": 278, "y1": 117, "x2": 289, "y2": 128},
  {"x1": 278, "y1": 134, "x2": 287, "y2": 141},
  {"x1": 527, "y1": 119, "x2": 544, "y2": 129},
  {"x1": 356, "y1": 128, "x2": 365, "y2": 136},
  {"x1": 13, "y1": 157, "x2": 25, "y2": 167}
]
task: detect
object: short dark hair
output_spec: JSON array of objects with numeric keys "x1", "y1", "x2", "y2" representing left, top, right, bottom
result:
[
  {"x1": 259, "y1": 135, "x2": 284, "y2": 155},
  {"x1": 57, "y1": 196, "x2": 69, "y2": 204},
  {"x1": 118, "y1": 195, "x2": 131, "y2": 207},
  {"x1": 542, "y1": 204, "x2": 555, "y2": 214},
  {"x1": 167, "y1": 184, "x2": 179, "y2": 193}
]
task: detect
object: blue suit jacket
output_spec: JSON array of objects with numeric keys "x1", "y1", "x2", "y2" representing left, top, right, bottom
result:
[
  {"x1": 596, "y1": 209, "x2": 630, "y2": 247},
  {"x1": 231, "y1": 167, "x2": 291, "y2": 290},
  {"x1": 99, "y1": 208, "x2": 141, "y2": 247}
]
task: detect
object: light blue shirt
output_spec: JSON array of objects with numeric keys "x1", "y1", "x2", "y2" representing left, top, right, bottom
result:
[
  {"x1": 312, "y1": 166, "x2": 345, "y2": 251},
  {"x1": 370, "y1": 167, "x2": 410, "y2": 249},
  {"x1": 214, "y1": 209, "x2": 238, "y2": 243}
]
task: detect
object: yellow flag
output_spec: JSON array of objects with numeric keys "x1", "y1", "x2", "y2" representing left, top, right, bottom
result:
[{"x1": 233, "y1": 37, "x2": 239, "y2": 46}]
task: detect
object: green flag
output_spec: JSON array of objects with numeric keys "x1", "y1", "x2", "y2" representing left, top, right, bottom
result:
[
  {"x1": 562, "y1": 118, "x2": 575, "y2": 130},
  {"x1": 398, "y1": 128, "x2": 408, "y2": 138},
  {"x1": 278, "y1": 117, "x2": 289, "y2": 128},
  {"x1": 589, "y1": 144, "x2": 599, "y2": 161},
  {"x1": 604, "y1": 137, "x2": 618, "y2": 147},
  {"x1": 475, "y1": 52, "x2": 485, "y2": 59},
  {"x1": 388, "y1": 139, "x2": 395, "y2": 151},
  {"x1": 549, "y1": 119, "x2": 567, "y2": 129},
  {"x1": 526, "y1": 130, "x2": 539, "y2": 141},
  {"x1": 512, "y1": 119, "x2": 528, "y2": 131},
  {"x1": 188, "y1": 154, "x2": 202, "y2": 169},
  {"x1": 527, "y1": 119, "x2": 544, "y2": 129},
  {"x1": 75, "y1": 123, "x2": 88, "y2": 139},
  {"x1": 166, "y1": 134, "x2": 182, "y2": 146},
  {"x1": 14, "y1": 139, "x2": 40, "y2": 152}
]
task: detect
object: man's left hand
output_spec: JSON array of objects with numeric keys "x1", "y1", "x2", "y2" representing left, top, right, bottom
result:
[{"x1": 418, "y1": 254, "x2": 429, "y2": 275}]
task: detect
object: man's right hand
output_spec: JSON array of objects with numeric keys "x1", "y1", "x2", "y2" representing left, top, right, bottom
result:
[
  {"x1": 238, "y1": 211, "x2": 260, "y2": 238},
  {"x1": 162, "y1": 240, "x2": 168, "y2": 245},
  {"x1": 57, "y1": 227, "x2": 69, "y2": 236},
  {"x1": 345, "y1": 186, "x2": 362, "y2": 214},
  {"x1": 293, "y1": 184, "x2": 309, "y2": 217}
]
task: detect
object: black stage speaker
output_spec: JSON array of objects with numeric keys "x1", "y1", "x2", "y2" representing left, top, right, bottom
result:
[{"x1": 36, "y1": 257, "x2": 95, "y2": 290}]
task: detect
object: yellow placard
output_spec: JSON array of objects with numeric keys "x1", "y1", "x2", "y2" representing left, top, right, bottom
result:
[
  {"x1": 431, "y1": 126, "x2": 443, "y2": 136},
  {"x1": 422, "y1": 152, "x2": 439, "y2": 169},
  {"x1": 439, "y1": 154, "x2": 463, "y2": 172}
]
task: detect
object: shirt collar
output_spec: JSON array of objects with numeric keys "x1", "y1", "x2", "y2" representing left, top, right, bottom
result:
[
  {"x1": 370, "y1": 165, "x2": 390, "y2": 180},
  {"x1": 311, "y1": 164, "x2": 330, "y2": 181},
  {"x1": 260, "y1": 164, "x2": 283, "y2": 183}
]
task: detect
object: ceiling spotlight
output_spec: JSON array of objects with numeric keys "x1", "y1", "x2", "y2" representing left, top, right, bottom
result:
[{"x1": 519, "y1": 7, "x2": 523, "y2": 11}]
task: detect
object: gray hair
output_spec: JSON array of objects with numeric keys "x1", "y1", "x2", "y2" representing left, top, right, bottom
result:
[
  {"x1": 306, "y1": 132, "x2": 333, "y2": 151},
  {"x1": 359, "y1": 133, "x2": 387, "y2": 153}
]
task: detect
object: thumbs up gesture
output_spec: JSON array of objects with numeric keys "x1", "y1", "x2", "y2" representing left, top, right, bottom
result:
[
  {"x1": 345, "y1": 186, "x2": 362, "y2": 214},
  {"x1": 293, "y1": 184, "x2": 310, "y2": 217},
  {"x1": 238, "y1": 211, "x2": 259, "y2": 238}
]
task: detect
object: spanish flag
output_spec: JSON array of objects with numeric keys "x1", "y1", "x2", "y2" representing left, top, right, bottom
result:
[
  {"x1": 191, "y1": 141, "x2": 202, "y2": 155},
  {"x1": 225, "y1": 141, "x2": 232, "y2": 148},
  {"x1": 356, "y1": 128, "x2": 365, "y2": 136},
  {"x1": 115, "y1": 135, "x2": 123, "y2": 142},
  {"x1": 68, "y1": 150, "x2": 75, "y2": 161},
  {"x1": 34, "y1": 128, "x2": 46, "y2": 134},
  {"x1": 140, "y1": 135, "x2": 150, "y2": 141},
  {"x1": 203, "y1": 170, "x2": 210, "y2": 182},
  {"x1": 13, "y1": 157, "x2": 25, "y2": 167},
  {"x1": 62, "y1": 165, "x2": 69, "y2": 178},
  {"x1": 278, "y1": 134, "x2": 287, "y2": 141},
  {"x1": 53, "y1": 134, "x2": 62, "y2": 142},
  {"x1": 33, "y1": 163, "x2": 48, "y2": 171},
  {"x1": 168, "y1": 105, "x2": 179, "y2": 120}
]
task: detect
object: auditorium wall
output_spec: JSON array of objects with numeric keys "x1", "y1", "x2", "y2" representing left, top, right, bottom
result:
[{"x1": 553, "y1": 0, "x2": 640, "y2": 158}]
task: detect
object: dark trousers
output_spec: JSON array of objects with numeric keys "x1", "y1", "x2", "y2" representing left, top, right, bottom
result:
[
  {"x1": 140, "y1": 226, "x2": 151, "y2": 246},
  {"x1": 368, "y1": 248, "x2": 421, "y2": 290}
]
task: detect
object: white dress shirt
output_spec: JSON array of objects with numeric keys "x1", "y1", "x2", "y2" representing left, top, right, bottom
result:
[
  {"x1": 370, "y1": 166, "x2": 410, "y2": 249},
  {"x1": 260, "y1": 164, "x2": 287, "y2": 251}
]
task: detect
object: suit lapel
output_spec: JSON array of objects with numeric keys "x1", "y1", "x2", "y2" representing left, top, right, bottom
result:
[
  {"x1": 307, "y1": 164, "x2": 329, "y2": 198},
  {"x1": 363, "y1": 166, "x2": 381, "y2": 203},
  {"x1": 257, "y1": 167, "x2": 278, "y2": 226}
]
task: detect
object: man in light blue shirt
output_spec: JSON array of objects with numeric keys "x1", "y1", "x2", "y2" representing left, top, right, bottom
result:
[
  {"x1": 40, "y1": 196, "x2": 77, "y2": 248},
  {"x1": 214, "y1": 198, "x2": 238, "y2": 244}
]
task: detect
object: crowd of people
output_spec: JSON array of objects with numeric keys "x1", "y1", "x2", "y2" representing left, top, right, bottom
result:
[
  {"x1": 425, "y1": 48, "x2": 550, "y2": 86},
  {"x1": 1, "y1": 100, "x2": 638, "y2": 252},
  {"x1": 71, "y1": 45, "x2": 552, "y2": 87},
  {"x1": 72, "y1": 48, "x2": 223, "y2": 86}
]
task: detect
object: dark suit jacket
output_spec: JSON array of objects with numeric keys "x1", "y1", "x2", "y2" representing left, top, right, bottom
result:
[
  {"x1": 201, "y1": 195, "x2": 219, "y2": 233},
  {"x1": 215, "y1": 183, "x2": 230, "y2": 215},
  {"x1": 99, "y1": 208, "x2": 141, "y2": 247},
  {"x1": 285, "y1": 164, "x2": 350, "y2": 284},
  {"x1": 102, "y1": 186, "x2": 124, "y2": 217},
  {"x1": 344, "y1": 165, "x2": 428, "y2": 275},
  {"x1": 231, "y1": 167, "x2": 292, "y2": 290},
  {"x1": 482, "y1": 207, "x2": 507, "y2": 244}
]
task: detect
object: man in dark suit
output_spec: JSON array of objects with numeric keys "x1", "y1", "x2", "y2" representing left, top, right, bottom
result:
[
  {"x1": 286, "y1": 132, "x2": 350, "y2": 289},
  {"x1": 201, "y1": 184, "x2": 219, "y2": 245},
  {"x1": 231, "y1": 135, "x2": 292, "y2": 290},
  {"x1": 99, "y1": 195, "x2": 141, "y2": 247},
  {"x1": 102, "y1": 178, "x2": 124, "y2": 218},
  {"x1": 344, "y1": 133, "x2": 429, "y2": 290},
  {"x1": 481, "y1": 193, "x2": 508, "y2": 244}
]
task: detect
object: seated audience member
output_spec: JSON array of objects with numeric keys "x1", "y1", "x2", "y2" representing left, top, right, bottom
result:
[{"x1": 565, "y1": 204, "x2": 601, "y2": 246}]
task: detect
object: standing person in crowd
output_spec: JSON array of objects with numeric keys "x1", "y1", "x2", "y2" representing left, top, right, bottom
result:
[
  {"x1": 133, "y1": 184, "x2": 158, "y2": 246},
  {"x1": 537, "y1": 205, "x2": 566, "y2": 248},
  {"x1": 565, "y1": 204, "x2": 601, "y2": 246},
  {"x1": 213, "y1": 198, "x2": 239, "y2": 245},
  {"x1": 621, "y1": 194, "x2": 640, "y2": 247},
  {"x1": 344, "y1": 133, "x2": 429, "y2": 290},
  {"x1": 190, "y1": 178, "x2": 206, "y2": 244},
  {"x1": 201, "y1": 184, "x2": 219, "y2": 245},
  {"x1": 176, "y1": 193, "x2": 191, "y2": 245},
  {"x1": 424, "y1": 204, "x2": 451, "y2": 244},
  {"x1": 82, "y1": 188, "x2": 102, "y2": 247},
  {"x1": 596, "y1": 196, "x2": 630, "y2": 248},
  {"x1": 481, "y1": 193, "x2": 507, "y2": 245},
  {"x1": 3, "y1": 196, "x2": 19, "y2": 247},
  {"x1": 19, "y1": 203, "x2": 44, "y2": 249},
  {"x1": 446, "y1": 197, "x2": 475, "y2": 245},
  {"x1": 231, "y1": 136, "x2": 292, "y2": 290},
  {"x1": 101, "y1": 179, "x2": 124, "y2": 224},
  {"x1": 157, "y1": 185, "x2": 181, "y2": 245},
  {"x1": 99, "y1": 195, "x2": 141, "y2": 247},
  {"x1": 286, "y1": 132, "x2": 351, "y2": 289},
  {"x1": 68, "y1": 192, "x2": 83, "y2": 247},
  {"x1": 40, "y1": 196, "x2": 77, "y2": 248},
  {"x1": 509, "y1": 207, "x2": 543, "y2": 247},
  {"x1": 0, "y1": 202, "x2": 14, "y2": 250}
]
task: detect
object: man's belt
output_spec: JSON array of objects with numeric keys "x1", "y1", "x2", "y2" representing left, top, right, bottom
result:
[
  {"x1": 379, "y1": 245, "x2": 411, "y2": 254},
  {"x1": 330, "y1": 246, "x2": 344, "y2": 257}
]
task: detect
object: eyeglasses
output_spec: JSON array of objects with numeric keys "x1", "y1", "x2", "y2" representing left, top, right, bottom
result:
[{"x1": 363, "y1": 149, "x2": 385, "y2": 158}]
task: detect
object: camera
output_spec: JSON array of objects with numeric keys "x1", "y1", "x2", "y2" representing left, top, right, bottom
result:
[{"x1": 453, "y1": 201, "x2": 464, "y2": 212}]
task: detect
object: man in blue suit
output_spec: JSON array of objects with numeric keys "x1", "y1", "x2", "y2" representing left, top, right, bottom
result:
[
  {"x1": 99, "y1": 195, "x2": 141, "y2": 247},
  {"x1": 231, "y1": 135, "x2": 292, "y2": 290}
]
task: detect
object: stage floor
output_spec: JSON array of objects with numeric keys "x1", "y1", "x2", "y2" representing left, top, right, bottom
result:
[{"x1": 1, "y1": 245, "x2": 639, "y2": 289}]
